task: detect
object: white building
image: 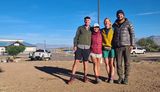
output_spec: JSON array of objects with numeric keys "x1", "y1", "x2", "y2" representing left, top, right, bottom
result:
[{"x1": 0, "y1": 39, "x2": 36, "y2": 54}]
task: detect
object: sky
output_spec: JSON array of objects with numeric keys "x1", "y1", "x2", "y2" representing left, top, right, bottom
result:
[{"x1": 0, "y1": 0, "x2": 160, "y2": 46}]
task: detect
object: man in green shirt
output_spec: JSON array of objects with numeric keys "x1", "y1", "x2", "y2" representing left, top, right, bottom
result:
[{"x1": 68, "y1": 16, "x2": 92, "y2": 84}]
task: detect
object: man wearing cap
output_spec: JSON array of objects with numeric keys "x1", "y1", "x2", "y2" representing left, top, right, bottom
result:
[
  {"x1": 113, "y1": 10, "x2": 135, "y2": 85},
  {"x1": 68, "y1": 16, "x2": 92, "y2": 84}
]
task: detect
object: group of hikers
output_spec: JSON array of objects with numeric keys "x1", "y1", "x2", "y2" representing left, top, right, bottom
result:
[{"x1": 68, "y1": 10, "x2": 135, "y2": 85}]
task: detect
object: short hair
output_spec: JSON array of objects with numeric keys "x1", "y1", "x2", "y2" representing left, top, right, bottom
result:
[{"x1": 84, "y1": 16, "x2": 91, "y2": 20}]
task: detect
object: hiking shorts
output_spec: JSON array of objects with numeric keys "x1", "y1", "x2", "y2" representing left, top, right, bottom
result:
[
  {"x1": 90, "y1": 53, "x2": 102, "y2": 58},
  {"x1": 103, "y1": 48, "x2": 115, "y2": 58},
  {"x1": 75, "y1": 47, "x2": 90, "y2": 61}
]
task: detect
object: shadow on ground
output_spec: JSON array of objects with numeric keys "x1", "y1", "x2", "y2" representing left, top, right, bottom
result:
[{"x1": 34, "y1": 66, "x2": 107, "y2": 84}]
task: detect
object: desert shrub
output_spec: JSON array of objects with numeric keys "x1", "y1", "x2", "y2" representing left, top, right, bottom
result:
[
  {"x1": 6, "y1": 46, "x2": 26, "y2": 57},
  {"x1": 137, "y1": 38, "x2": 160, "y2": 52}
]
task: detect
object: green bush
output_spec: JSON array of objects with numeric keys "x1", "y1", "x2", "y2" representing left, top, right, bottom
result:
[
  {"x1": 6, "y1": 46, "x2": 26, "y2": 57},
  {"x1": 137, "y1": 38, "x2": 160, "y2": 52}
]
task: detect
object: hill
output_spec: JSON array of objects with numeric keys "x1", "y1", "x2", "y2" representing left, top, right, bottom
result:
[
  {"x1": 148, "y1": 36, "x2": 160, "y2": 46},
  {"x1": 35, "y1": 43, "x2": 72, "y2": 49}
]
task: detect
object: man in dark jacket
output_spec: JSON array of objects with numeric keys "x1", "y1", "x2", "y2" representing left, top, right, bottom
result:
[{"x1": 113, "y1": 10, "x2": 135, "y2": 85}]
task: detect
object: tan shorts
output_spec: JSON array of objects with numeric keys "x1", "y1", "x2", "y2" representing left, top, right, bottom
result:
[{"x1": 90, "y1": 53, "x2": 102, "y2": 58}]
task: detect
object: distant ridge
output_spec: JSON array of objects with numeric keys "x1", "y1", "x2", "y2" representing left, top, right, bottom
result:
[
  {"x1": 35, "y1": 35, "x2": 160, "y2": 49},
  {"x1": 148, "y1": 35, "x2": 160, "y2": 46},
  {"x1": 35, "y1": 43, "x2": 72, "y2": 49}
]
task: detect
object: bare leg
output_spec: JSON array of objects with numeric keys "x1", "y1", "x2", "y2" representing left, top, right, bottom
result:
[
  {"x1": 96, "y1": 58, "x2": 101, "y2": 77},
  {"x1": 83, "y1": 61, "x2": 88, "y2": 82},
  {"x1": 92, "y1": 56, "x2": 101, "y2": 83},
  {"x1": 104, "y1": 58, "x2": 110, "y2": 78},
  {"x1": 83, "y1": 61, "x2": 88, "y2": 76},
  {"x1": 109, "y1": 58, "x2": 115, "y2": 80},
  {"x1": 91, "y1": 56, "x2": 98, "y2": 77},
  {"x1": 68, "y1": 60, "x2": 80, "y2": 84},
  {"x1": 71, "y1": 60, "x2": 80, "y2": 75}
]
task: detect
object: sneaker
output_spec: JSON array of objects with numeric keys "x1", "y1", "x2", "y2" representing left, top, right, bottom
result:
[
  {"x1": 108, "y1": 79, "x2": 114, "y2": 84},
  {"x1": 67, "y1": 75, "x2": 75, "y2": 84},
  {"x1": 123, "y1": 78, "x2": 128, "y2": 85},
  {"x1": 117, "y1": 78, "x2": 123, "y2": 84},
  {"x1": 95, "y1": 78, "x2": 101, "y2": 84}
]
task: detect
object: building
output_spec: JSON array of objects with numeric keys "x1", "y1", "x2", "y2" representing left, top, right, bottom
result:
[{"x1": 0, "y1": 39, "x2": 36, "y2": 54}]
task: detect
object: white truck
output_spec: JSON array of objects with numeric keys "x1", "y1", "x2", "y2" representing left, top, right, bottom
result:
[
  {"x1": 131, "y1": 47, "x2": 146, "y2": 54},
  {"x1": 29, "y1": 49, "x2": 52, "y2": 61}
]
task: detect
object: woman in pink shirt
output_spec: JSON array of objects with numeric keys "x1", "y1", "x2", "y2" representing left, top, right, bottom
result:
[{"x1": 90, "y1": 23, "x2": 102, "y2": 84}]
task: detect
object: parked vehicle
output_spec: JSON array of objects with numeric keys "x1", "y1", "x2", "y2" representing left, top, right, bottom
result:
[
  {"x1": 29, "y1": 49, "x2": 52, "y2": 61},
  {"x1": 131, "y1": 47, "x2": 146, "y2": 54}
]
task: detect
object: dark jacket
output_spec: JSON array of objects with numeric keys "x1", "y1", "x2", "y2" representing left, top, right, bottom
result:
[
  {"x1": 91, "y1": 30, "x2": 102, "y2": 54},
  {"x1": 112, "y1": 18, "x2": 135, "y2": 48},
  {"x1": 74, "y1": 25, "x2": 92, "y2": 47}
]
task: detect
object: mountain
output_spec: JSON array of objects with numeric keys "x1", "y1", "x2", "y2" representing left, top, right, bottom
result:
[
  {"x1": 34, "y1": 35, "x2": 160, "y2": 49},
  {"x1": 148, "y1": 36, "x2": 160, "y2": 46},
  {"x1": 35, "y1": 43, "x2": 72, "y2": 49}
]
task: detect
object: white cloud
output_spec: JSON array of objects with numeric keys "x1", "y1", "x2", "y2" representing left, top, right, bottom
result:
[
  {"x1": 136, "y1": 11, "x2": 160, "y2": 16},
  {"x1": 78, "y1": 11, "x2": 98, "y2": 23},
  {"x1": 0, "y1": 33, "x2": 40, "y2": 41},
  {"x1": 0, "y1": 15, "x2": 73, "y2": 45},
  {"x1": 0, "y1": 16, "x2": 29, "y2": 24},
  {"x1": 0, "y1": 32, "x2": 73, "y2": 45},
  {"x1": 87, "y1": 12, "x2": 97, "y2": 23}
]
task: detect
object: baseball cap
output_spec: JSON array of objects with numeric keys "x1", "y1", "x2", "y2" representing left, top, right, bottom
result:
[{"x1": 93, "y1": 23, "x2": 100, "y2": 28}]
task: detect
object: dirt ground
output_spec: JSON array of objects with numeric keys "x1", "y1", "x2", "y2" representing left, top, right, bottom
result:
[{"x1": 0, "y1": 58, "x2": 160, "y2": 92}]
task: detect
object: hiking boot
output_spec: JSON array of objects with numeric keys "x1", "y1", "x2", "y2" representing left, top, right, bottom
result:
[
  {"x1": 117, "y1": 78, "x2": 123, "y2": 84},
  {"x1": 123, "y1": 78, "x2": 128, "y2": 85},
  {"x1": 67, "y1": 75, "x2": 75, "y2": 84},
  {"x1": 83, "y1": 76, "x2": 89, "y2": 83}
]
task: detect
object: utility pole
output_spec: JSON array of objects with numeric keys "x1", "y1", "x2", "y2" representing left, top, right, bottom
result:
[{"x1": 98, "y1": 0, "x2": 100, "y2": 24}]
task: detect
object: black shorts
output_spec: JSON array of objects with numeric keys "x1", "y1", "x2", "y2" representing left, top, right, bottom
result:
[{"x1": 75, "y1": 48, "x2": 90, "y2": 61}]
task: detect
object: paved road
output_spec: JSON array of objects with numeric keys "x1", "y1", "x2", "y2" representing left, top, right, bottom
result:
[{"x1": 131, "y1": 52, "x2": 160, "y2": 62}]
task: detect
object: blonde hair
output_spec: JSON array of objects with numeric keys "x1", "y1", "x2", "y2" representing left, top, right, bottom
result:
[{"x1": 103, "y1": 18, "x2": 112, "y2": 28}]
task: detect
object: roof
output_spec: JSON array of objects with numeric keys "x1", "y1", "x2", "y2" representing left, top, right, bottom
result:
[
  {"x1": 0, "y1": 41, "x2": 36, "y2": 47},
  {"x1": 22, "y1": 42, "x2": 36, "y2": 47},
  {"x1": 0, "y1": 41, "x2": 13, "y2": 47}
]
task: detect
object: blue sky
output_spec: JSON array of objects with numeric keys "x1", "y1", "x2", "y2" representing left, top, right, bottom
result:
[{"x1": 0, "y1": 0, "x2": 160, "y2": 45}]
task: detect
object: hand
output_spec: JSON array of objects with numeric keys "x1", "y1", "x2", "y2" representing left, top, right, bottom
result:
[
  {"x1": 73, "y1": 46, "x2": 77, "y2": 52},
  {"x1": 129, "y1": 46, "x2": 133, "y2": 51},
  {"x1": 104, "y1": 47, "x2": 111, "y2": 50}
]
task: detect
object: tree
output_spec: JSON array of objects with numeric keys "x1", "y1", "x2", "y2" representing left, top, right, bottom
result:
[
  {"x1": 6, "y1": 45, "x2": 26, "y2": 58},
  {"x1": 137, "y1": 38, "x2": 159, "y2": 51}
]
